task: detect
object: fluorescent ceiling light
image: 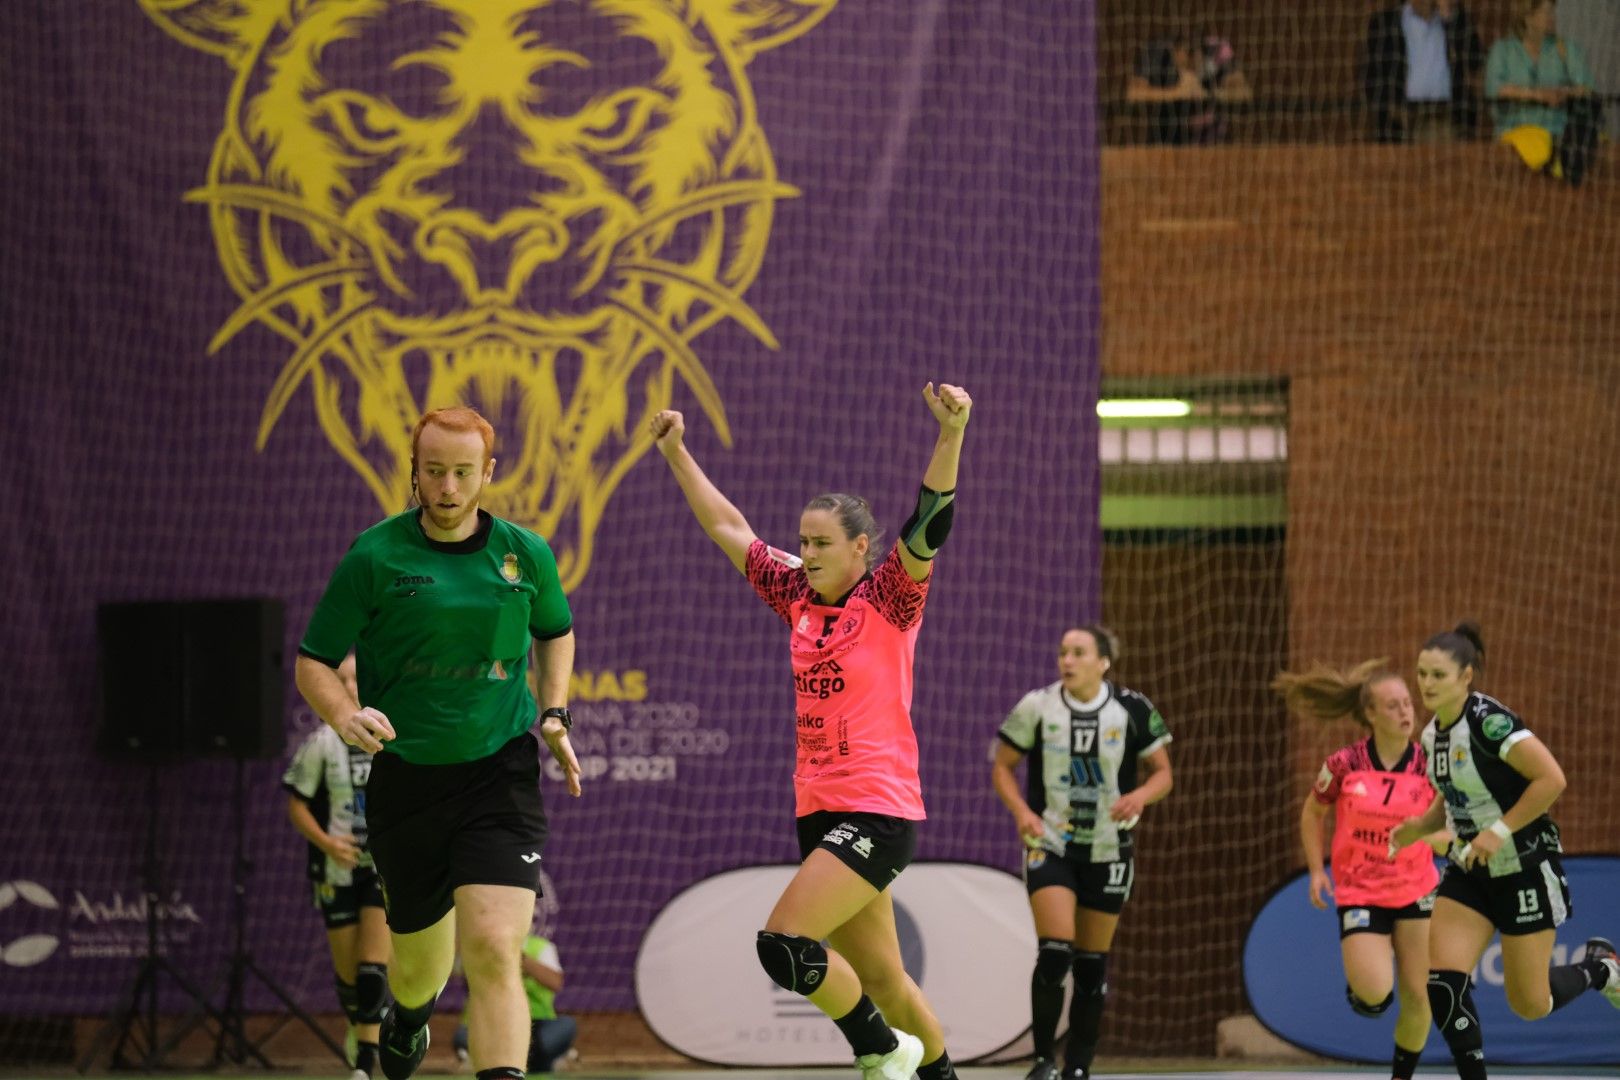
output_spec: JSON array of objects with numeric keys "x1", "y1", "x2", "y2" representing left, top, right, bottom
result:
[{"x1": 1096, "y1": 398, "x2": 1192, "y2": 419}]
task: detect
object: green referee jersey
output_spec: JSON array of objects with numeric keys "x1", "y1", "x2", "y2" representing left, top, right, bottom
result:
[{"x1": 300, "y1": 509, "x2": 573, "y2": 765}]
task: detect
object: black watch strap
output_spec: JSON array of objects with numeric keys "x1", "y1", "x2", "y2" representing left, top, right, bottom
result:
[{"x1": 540, "y1": 706, "x2": 572, "y2": 730}]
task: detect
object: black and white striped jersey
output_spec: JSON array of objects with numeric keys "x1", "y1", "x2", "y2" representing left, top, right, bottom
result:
[
  {"x1": 998, "y1": 680, "x2": 1171, "y2": 862},
  {"x1": 282, "y1": 724, "x2": 374, "y2": 886},
  {"x1": 1421, "y1": 691, "x2": 1560, "y2": 877}
]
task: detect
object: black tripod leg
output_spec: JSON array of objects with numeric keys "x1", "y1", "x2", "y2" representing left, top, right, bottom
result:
[
  {"x1": 140, "y1": 955, "x2": 239, "y2": 1067},
  {"x1": 243, "y1": 958, "x2": 348, "y2": 1063},
  {"x1": 76, "y1": 958, "x2": 152, "y2": 1072}
]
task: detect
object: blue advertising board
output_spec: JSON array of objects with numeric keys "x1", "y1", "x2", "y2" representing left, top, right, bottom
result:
[{"x1": 1243, "y1": 856, "x2": 1620, "y2": 1065}]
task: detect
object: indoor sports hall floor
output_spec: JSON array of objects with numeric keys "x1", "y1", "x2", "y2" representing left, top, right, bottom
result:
[{"x1": 10, "y1": 1070, "x2": 1616, "y2": 1079}]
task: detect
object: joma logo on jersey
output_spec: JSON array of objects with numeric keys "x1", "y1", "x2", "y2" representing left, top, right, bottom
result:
[{"x1": 393, "y1": 574, "x2": 434, "y2": 588}]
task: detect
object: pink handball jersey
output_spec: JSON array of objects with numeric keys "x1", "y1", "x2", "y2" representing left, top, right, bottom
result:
[
  {"x1": 746, "y1": 540, "x2": 930, "y2": 820},
  {"x1": 1312, "y1": 739, "x2": 1439, "y2": 908}
]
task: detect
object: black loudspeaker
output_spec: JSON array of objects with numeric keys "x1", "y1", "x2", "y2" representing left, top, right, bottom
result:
[{"x1": 97, "y1": 598, "x2": 286, "y2": 760}]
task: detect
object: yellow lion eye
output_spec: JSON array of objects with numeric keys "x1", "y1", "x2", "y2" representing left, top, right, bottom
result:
[
  {"x1": 322, "y1": 91, "x2": 405, "y2": 153},
  {"x1": 577, "y1": 89, "x2": 659, "y2": 151}
]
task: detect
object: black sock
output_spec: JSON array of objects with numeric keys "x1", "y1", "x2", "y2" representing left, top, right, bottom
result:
[
  {"x1": 475, "y1": 1068, "x2": 523, "y2": 1080},
  {"x1": 1030, "y1": 938, "x2": 1074, "y2": 1062},
  {"x1": 833, "y1": 995, "x2": 896, "y2": 1058},
  {"x1": 1391, "y1": 1044, "x2": 1421, "y2": 1080},
  {"x1": 355, "y1": 1042, "x2": 378, "y2": 1076},
  {"x1": 1548, "y1": 960, "x2": 1604, "y2": 1011},
  {"x1": 917, "y1": 1050, "x2": 957, "y2": 1080},
  {"x1": 1063, "y1": 951, "x2": 1108, "y2": 1074},
  {"x1": 389, "y1": 996, "x2": 436, "y2": 1036}
]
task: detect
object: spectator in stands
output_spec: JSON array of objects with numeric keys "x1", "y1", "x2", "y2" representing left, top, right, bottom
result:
[
  {"x1": 1361, "y1": 0, "x2": 1484, "y2": 142},
  {"x1": 1126, "y1": 32, "x2": 1251, "y2": 145},
  {"x1": 1555, "y1": 0, "x2": 1619, "y2": 141},
  {"x1": 1486, "y1": 0, "x2": 1600, "y2": 184}
]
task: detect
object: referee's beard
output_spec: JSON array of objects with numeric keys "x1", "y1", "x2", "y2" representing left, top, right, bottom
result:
[
  {"x1": 417, "y1": 473, "x2": 487, "y2": 537},
  {"x1": 421, "y1": 492, "x2": 482, "y2": 535}
]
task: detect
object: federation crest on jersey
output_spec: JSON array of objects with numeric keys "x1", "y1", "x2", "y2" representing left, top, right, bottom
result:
[
  {"x1": 1315, "y1": 764, "x2": 1334, "y2": 793},
  {"x1": 501, "y1": 553, "x2": 522, "y2": 583},
  {"x1": 1452, "y1": 746, "x2": 1468, "y2": 766},
  {"x1": 1026, "y1": 848, "x2": 1048, "y2": 870},
  {"x1": 1481, "y1": 713, "x2": 1512, "y2": 741}
]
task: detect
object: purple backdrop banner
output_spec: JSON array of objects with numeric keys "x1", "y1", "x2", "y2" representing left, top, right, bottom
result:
[{"x1": 1, "y1": 0, "x2": 1099, "y2": 1014}]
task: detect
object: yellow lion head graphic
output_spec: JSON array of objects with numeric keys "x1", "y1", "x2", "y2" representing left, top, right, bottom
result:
[{"x1": 138, "y1": 0, "x2": 836, "y2": 590}]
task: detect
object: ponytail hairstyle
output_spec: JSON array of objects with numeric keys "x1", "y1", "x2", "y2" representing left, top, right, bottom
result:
[
  {"x1": 1271, "y1": 657, "x2": 1400, "y2": 728},
  {"x1": 1422, "y1": 620, "x2": 1485, "y2": 675},
  {"x1": 803, "y1": 493, "x2": 885, "y2": 571}
]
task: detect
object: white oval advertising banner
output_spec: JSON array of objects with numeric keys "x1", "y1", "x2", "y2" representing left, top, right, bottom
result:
[{"x1": 634, "y1": 862, "x2": 1033, "y2": 1066}]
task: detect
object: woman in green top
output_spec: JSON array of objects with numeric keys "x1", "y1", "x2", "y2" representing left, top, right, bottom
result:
[
  {"x1": 1485, "y1": 0, "x2": 1598, "y2": 184},
  {"x1": 296, "y1": 406, "x2": 582, "y2": 1080}
]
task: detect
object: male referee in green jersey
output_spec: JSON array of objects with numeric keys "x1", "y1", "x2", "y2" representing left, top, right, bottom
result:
[{"x1": 296, "y1": 407, "x2": 581, "y2": 1080}]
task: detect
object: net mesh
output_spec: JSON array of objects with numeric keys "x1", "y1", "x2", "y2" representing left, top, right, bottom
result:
[
  {"x1": 4, "y1": 0, "x2": 1620, "y2": 1068},
  {"x1": 1089, "y1": 0, "x2": 1620, "y2": 1058},
  {"x1": 3, "y1": 0, "x2": 1101, "y2": 1067}
]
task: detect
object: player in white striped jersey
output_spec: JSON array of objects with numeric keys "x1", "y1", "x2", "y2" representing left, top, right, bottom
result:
[
  {"x1": 991, "y1": 626, "x2": 1173, "y2": 1080},
  {"x1": 284, "y1": 654, "x2": 390, "y2": 1080},
  {"x1": 1390, "y1": 623, "x2": 1619, "y2": 1080}
]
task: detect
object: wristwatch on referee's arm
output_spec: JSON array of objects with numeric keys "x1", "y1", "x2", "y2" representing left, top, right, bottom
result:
[{"x1": 540, "y1": 706, "x2": 572, "y2": 732}]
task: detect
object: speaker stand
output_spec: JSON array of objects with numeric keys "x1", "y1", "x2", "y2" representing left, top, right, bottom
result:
[
  {"x1": 208, "y1": 756, "x2": 347, "y2": 1066},
  {"x1": 75, "y1": 763, "x2": 230, "y2": 1071}
]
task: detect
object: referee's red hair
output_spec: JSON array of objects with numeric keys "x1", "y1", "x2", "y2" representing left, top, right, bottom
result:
[{"x1": 412, "y1": 406, "x2": 496, "y2": 465}]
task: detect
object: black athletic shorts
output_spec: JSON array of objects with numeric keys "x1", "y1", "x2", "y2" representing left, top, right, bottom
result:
[
  {"x1": 1437, "y1": 852, "x2": 1570, "y2": 936},
  {"x1": 1336, "y1": 891, "x2": 1434, "y2": 939},
  {"x1": 313, "y1": 866, "x2": 386, "y2": 929},
  {"x1": 795, "y1": 811, "x2": 917, "y2": 892},
  {"x1": 1023, "y1": 847, "x2": 1134, "y2": 915},
  {"x1": 366, "y1": 733, "x2": 548, "y2": 934}
]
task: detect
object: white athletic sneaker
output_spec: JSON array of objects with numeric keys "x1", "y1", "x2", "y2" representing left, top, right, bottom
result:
[
  {"x1": 856, "y1": 1028, "x2": 924, "y2": 1080},
  {"x1": 350, "y1": 1069, "x2": 370, "y2": 1080},
  {"x1": 1599, "y1": 957, "x2": 1620, "y2": 1009},
  {"x1": 1584, "y1": 937, "x2": 1620, "y2": 1009}
]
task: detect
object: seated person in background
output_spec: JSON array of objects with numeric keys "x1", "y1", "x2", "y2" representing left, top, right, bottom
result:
[
  {"x1": 1126, "y1": 32, "x2": 1251, "y2": 145},
  {"x1": 1361, "y1": 0, "x2": 1484, "y2": 142},
  {"x1": 454, "y1": 913, "x2": 578, "y2": 1074},
  {"x1": 1486, "y1": 0, "x2": 1600, "y2": 185}
]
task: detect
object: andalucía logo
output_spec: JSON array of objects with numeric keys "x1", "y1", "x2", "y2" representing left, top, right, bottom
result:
[{"x1": 0, "y1": 880, "x2": 60, "y2": 968}]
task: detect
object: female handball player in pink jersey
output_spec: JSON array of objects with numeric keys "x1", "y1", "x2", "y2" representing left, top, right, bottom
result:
[
  {"x1": 649, "y1": 384, "x2": 970, "y2": 1080},
  {"x1": 1275, "y1": 660, "x2": 1445, "y2": 1080}
]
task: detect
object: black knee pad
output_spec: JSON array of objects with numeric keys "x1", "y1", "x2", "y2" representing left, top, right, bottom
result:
[
  {"x1": 1427, "y1": 970, "x2": 1484, "y2": 1062},
  {"x1": 756, "y1": 931, "x2": 827, "y2": 995},
  {"x1": 334, "y1": 977, "x2": 360, "y2": 1024},
  {"x1": 356, "y1": 962, "x2": 389, "y2": 1024},
  {"x1": 1346, "y1": 984, "x2": 1394, "y2": 1017},
  {"x1": 1034, "y1": 938, "x2": 1076, "y2": 988},
  {"x1": 1072, "y1": 950, "x2": 1108, "y2": 998}
]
